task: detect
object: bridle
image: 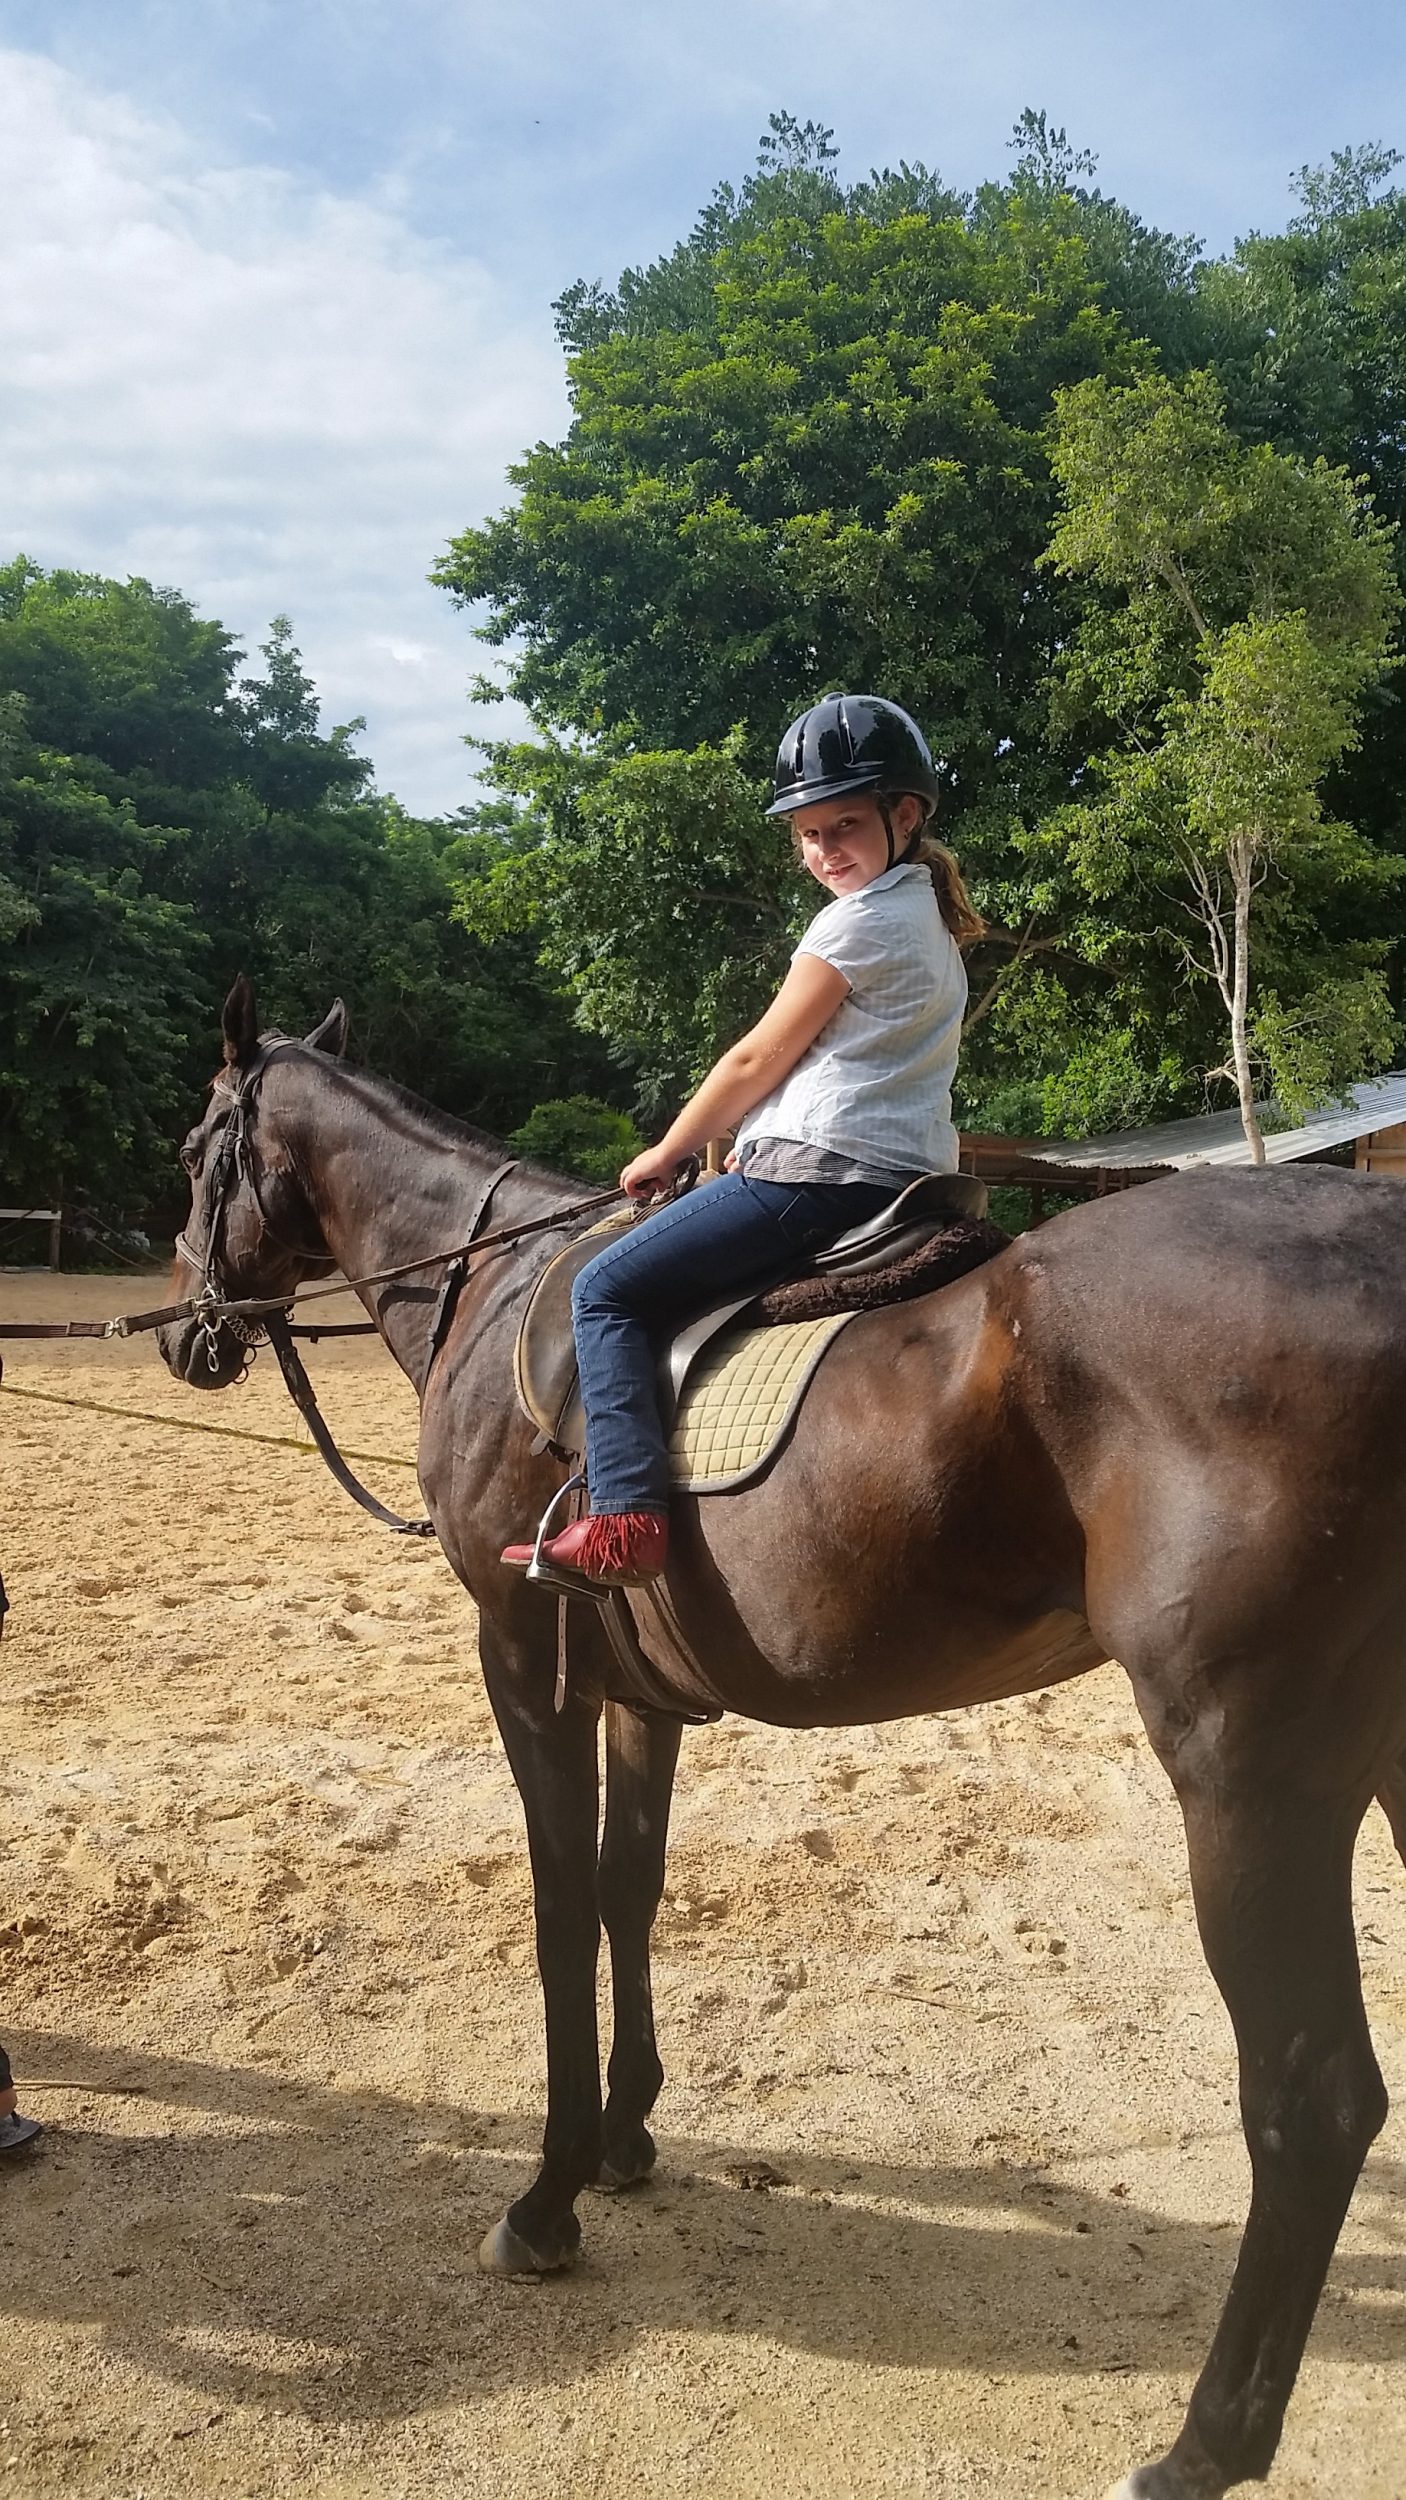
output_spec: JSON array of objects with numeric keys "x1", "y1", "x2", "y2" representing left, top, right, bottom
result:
[
  {"x1": 6, "y1": 1040, "x2": 678, "y2": 1537},
  {"x1": 173, "y1": 1039, "x2": 519, "y2": 1537},
  {"x1": 1, "y1": 1047, "x2": 637, "y2": 1538},
  {"x1": 177, "y1": 1044, "x2": 331, "y2": 1377}
]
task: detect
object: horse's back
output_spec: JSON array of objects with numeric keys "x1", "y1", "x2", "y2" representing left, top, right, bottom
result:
[{"x1": 1008, "y1": 1163, "x2": 1406, "y2": 1390}]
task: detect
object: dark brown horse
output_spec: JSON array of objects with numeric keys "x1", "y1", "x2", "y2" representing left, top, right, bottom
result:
[{"x1": 159, "y1": 980, "x2": 1406, "y2": 2500}]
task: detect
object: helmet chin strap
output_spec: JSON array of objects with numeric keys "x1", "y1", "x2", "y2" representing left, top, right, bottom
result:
[{"x1": 877, "y1": 796, "x2": 922, "y2": 872}]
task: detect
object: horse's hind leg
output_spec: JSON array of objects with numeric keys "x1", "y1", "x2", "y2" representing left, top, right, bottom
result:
[
  {"x1": 596, "y1": 1702, "x2": 683, "y2": 2190},
  {"x1": 1113, "y1": 1757, "x2": 1387, "y2": 2500}
]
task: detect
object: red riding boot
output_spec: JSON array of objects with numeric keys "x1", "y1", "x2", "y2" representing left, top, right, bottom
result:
[{"x1": 501, "y1": 1511, "x2": 669, "y2": 1589}]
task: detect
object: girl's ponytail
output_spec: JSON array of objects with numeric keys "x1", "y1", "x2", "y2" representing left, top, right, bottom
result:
[{"x1": 914, "y1": 832, "x2": 985, "y2": 949}]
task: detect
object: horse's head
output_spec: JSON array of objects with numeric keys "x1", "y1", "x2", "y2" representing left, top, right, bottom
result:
[{"x1": 158, "y1": 975, "x2": 349, "y2": 1389}]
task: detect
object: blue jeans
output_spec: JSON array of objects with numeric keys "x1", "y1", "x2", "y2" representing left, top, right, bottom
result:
[{"x1": 570, "y1": 1171, "x2": 895, "y2": 1514}]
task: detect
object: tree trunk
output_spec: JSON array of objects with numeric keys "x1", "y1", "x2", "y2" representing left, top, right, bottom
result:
[{"x1": 1230, "y1": 857, "x2": 1266, "y2": 1166}]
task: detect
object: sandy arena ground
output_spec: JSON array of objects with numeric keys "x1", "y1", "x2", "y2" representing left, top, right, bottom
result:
[{"x1": 0, "y1": 1270, "x2": 1402, "y2": 2500}]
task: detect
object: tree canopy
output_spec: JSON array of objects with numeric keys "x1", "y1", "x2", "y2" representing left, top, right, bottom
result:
[
  {"x1": 6, "y1": 118, "x2": 1406, "y2": 1238},
  {"x1": 0, "y1": 564, "x2": 623, "y2": 1225},
  {"x1": 436, "y1": 117, "x2": 1406, "y2": 1142},
  {"x1": 1043, "y1": 367, "x2": 1400, "y2": 1153}
]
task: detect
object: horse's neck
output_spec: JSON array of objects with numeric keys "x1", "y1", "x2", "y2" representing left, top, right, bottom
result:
[{"x1": 284, "y1": 1066, "x2": 559, "y2": 1392}]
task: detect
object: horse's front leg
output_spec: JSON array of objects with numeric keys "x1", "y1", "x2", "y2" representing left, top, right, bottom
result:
[
  {"x1": 478, "y1": 1620, "x2": 603, "y2": 2274},
  {"x1": 597, "y1": 1701, "x2": 683, "y2": 2190}
]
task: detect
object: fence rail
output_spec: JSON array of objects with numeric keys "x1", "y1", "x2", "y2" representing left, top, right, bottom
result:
[{"x1": 0, "y1": 1207, "x2": 62, "y2": 1269}]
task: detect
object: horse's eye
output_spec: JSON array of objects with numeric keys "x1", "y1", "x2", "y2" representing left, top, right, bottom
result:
[{"x1": 180, "y1": 1143, "x2": 201, "y2": 1176}]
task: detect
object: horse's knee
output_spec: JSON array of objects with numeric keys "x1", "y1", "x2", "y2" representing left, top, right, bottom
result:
[{"x1": 1245, "y1": 2028, "x2": 1387, "y2": 2198}]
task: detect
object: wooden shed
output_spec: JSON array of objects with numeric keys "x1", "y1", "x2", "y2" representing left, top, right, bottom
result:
[{"x1": 958, "y1": 1071, "x2": 1406, "y2": 1221}]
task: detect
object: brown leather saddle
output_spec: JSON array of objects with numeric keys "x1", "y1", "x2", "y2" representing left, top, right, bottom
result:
[{"x1": 514, "y1": 1171, "x2": 990, "y2": 1466}]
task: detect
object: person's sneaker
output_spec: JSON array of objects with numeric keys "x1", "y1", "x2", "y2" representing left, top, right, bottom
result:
[
  {"x1": 0, "y1": 2111, "x2": 44, "y2": 2155},
  {"x1": 501, "y1": 1511, "x2": 669, "y2": 1587}
]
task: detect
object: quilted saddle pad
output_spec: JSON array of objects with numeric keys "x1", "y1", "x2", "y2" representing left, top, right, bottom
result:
[{"x1": 667, "y1": 1311, "x2": 853, "y2": 1493}]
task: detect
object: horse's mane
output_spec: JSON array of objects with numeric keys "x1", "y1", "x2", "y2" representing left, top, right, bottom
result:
[{"x1": 262, "y1": 1031, "x2": 571, "y2": 1193}]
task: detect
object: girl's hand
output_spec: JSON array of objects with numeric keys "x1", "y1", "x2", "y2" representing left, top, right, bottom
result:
[{"x1": 620, "y1": 1143, "x2": 689, "y2": 1201}]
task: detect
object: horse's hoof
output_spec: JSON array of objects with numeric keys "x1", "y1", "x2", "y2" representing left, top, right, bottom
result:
[
  {"x1": 477, "y1": 2216, "x2": 576, "y2": 2276},
  {"x1": 594, "y1": 2150, "x2": 655, "y2": 2193},
  {"x1": 594, "y1": 2127, "x2": 657, "y2": 2192}
]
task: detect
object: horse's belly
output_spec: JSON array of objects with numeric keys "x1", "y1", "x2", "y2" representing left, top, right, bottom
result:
[{"x1": 640, "y1": 1593, "x2": 1105, "y2": 1729}]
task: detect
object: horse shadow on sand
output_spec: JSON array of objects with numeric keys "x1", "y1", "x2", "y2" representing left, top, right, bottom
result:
[{"x1": 3, "y1": 2025, "x2": 1403, "y2": 2432}]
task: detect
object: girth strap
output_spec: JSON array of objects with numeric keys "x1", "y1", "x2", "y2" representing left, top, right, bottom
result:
[{"x1": 603, "y1": 1588, "x2": 722, "y2": 1724}]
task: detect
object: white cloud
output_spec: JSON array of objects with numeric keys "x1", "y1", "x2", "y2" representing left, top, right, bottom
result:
[
  {"x1": 0, "y1": 47, "x2": 566, "y2": 809},
  {"x1": 6, "y1": 8, "x2": 1398, "y2": 821}
]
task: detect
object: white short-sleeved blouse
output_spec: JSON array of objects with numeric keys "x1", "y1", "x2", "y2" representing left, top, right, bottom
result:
[{"x1": 734, "y1": 861, "x2": 967, "y2": 1178}]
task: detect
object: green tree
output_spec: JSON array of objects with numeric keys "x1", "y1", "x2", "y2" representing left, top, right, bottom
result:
[
  {"x1": 438, "y1": 118, "x2": 1160, "y2": 812},
  {"x1": 0, "y1": 556, "x2": 246, "y2": 809},
  {"x1": 1042, "y1": 368, "x2": 1400, "y2": 1156},
  {"x1": 1198, "y1": 146, "x2": 1406, "y2": 862},
  {"x1": 280, "y1": 800, "x2": 628, "y2": 1137},
  {"x1": 0, "y1": 561, "x2": 625, "y2": 1223},
  {"x1": 507, "y1": 1094, "x2": 643, "y2": 1184},
  {"x1": 436, "y1": 117, "x2": 1203, "y2": 1111},
  {"x1": 236, "y1": 616, "x2": 372, "y2": 818},
  {"x1": 441, "y1": 123, "x2": 1406, "y2": 1146},
  {"x1": 454, "y1": 734, "x2": 792, "y2": 1112},
  {"x1": 0, "y1": 558, "x2": 257, "y2": 1211},
  {"x1": 160, "y1": 622, "x2": 625, "y2": 1136},
  {"x1": 0, "y1": 686, "x2": 201, "y2": 1212}
]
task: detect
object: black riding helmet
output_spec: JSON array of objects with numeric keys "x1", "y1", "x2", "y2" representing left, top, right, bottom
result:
[{"x1": 767, "y1": 692, "x2": 941, "y2": 821}]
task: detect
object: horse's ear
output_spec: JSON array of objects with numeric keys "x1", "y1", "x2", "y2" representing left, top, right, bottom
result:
[
  {"x1": 222, "y1": 974, "x2": 260, "y2": 1068},
  {"x1": 303, "y1": 998, "x2": 349, "y2": 1059}
]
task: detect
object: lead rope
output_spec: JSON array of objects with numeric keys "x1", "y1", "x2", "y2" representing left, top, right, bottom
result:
[
  {"x1": 263, "y1": 1314, "x2": 435, "y2": 1537},
  {"x1": 256, "y1": 1156, "x2": 519, "y2": 1539}
]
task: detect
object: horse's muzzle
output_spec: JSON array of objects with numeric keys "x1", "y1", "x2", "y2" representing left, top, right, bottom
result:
[{"x1": 156, "y1": 1313, "x2": 249, "y2": 1390}]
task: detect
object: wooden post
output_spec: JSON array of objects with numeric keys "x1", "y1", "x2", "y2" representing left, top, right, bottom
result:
[
  {"x1": 1357, "y1": 1122, "x2": 1406, "y2": 1177},
  {"x1": 49, "y1": 1208, "x2": 61, "y2": 1270},
  {"x1": 703, "y1": 1137, "x2": 728, "y2": 1179}
]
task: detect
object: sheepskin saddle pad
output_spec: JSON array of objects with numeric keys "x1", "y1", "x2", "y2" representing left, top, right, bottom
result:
[{"x1": 513, "y1": 1173, "x2": 1007, "y2": 1495}]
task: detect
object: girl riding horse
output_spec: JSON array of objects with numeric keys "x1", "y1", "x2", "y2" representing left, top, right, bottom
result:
[{"x1": 502, "y1": 693, "x2": 983, "y2": 1591}]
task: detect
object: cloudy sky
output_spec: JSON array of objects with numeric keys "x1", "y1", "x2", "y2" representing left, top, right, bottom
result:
[{"x1": 3, "y1": 0, "x2": 1403, "y2": 811}]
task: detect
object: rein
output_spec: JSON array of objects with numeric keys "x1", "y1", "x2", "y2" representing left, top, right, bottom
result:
[
  {"x1": 0, "y1": 1186, "x2": 626, "y2": 1342},
  {"x1": 0, "y1": 1040, "x2": 675, "y2": 1540}
]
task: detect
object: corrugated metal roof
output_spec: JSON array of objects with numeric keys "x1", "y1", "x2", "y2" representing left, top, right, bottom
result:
[{"x1": 1017, "y1": 1071, "x2": 1406, "y2": 1173}]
